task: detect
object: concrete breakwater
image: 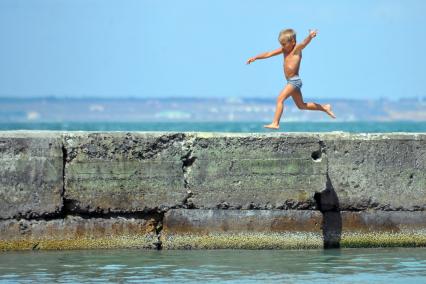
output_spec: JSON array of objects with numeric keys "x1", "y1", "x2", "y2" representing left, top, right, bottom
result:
[{"x1": 0, "y1": 131, "x2": 425, "y2": 250}]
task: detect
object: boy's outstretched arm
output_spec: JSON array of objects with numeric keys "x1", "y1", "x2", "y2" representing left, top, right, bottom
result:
[
  {"x1": 294, "y1": 29, "x2": 318, "y2": 53},
  {"x1": 246, "y1": 47, "x2": 283, "y2": 64}
]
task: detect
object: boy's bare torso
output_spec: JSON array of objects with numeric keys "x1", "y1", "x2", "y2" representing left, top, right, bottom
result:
[
  {"x1": 283, "y1": 49, "x2": 302, "y2": 79},
  {"x1": 245, "y1": 29, "x2": 336, "y2": 128}
]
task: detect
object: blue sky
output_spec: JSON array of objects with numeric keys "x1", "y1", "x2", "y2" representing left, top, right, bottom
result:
[{"x1": 0, "y1": 0, "x2": 425, "y2": 99}]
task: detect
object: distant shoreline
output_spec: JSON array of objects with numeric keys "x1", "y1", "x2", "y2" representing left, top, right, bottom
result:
[{"x1": 1, "y1": 97, "x2": 425, "y2": 122}]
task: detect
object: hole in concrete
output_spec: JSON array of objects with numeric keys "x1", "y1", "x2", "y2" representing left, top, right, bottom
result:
[
  {"x1": 408, "y1": 173, "x2": 414, "y2": 187},
  {"x1": 183, "y1": 156, "x2": 197, "y2": 168},
  {"x1": 311, "y1": 150, "x2": 322, "y2": 161}
]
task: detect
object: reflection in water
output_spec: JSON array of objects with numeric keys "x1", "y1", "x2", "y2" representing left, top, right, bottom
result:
[{"x1": 1, "y1": 248, "x2": 426, "y2": 283}]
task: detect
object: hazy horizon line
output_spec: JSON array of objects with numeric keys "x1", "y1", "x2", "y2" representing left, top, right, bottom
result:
[{"x1": 1, "y1": 95, "x2": 424, "y2": 102}]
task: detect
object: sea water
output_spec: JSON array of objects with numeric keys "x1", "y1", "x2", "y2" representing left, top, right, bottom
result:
[
  {"x1": 1, "y1": 248, "x2": 426, "y2": 283},
  {"x1": 1, "y1": 121, "x2": 426, "y2": 132}
]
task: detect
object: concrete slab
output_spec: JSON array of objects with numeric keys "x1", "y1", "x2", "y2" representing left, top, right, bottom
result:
[
  {"x1": 63, "y1": 132, "x2": 188, "y2": 213},
  {"x1": 161, "y1": 209, "x2": 323, "y2": 249},
  {"x1": 0, "y1": 215, "x2": 158, "y2": 250},
  {"x1": 0, "y1": 131, "x2": 63, "y2": 219},
  {"x1": 323, "y1": 133, "x2": 426, "y2": 210},
  {"x1": 186, "y1": 133, "x2": 327, "y2": 209}
]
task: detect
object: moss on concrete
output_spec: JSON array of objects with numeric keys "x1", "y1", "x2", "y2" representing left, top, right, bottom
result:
[
  {"x1": 161, "y1": 232, "x2": 323, "y2": 249},
  {"x1": 162, "y1": 231, "x2": 426, "y2": 250},
  {"x1": 340, "y1": 231, "x2": 426, "y2": 248},
  {"x1": 0, "y1": 235, "x2": 157, "y2": 251},
  {"x1": 3, "y1": 230, "x2": 426, "y2": 250}
]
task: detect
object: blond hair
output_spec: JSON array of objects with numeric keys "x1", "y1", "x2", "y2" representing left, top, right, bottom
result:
[{"x1": 278, "y1": 29, "x2": 296, "y2": 45}]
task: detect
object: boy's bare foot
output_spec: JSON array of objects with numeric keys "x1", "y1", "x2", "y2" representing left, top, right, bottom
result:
[
  {"x1": 324, "y1": 104, "x2": 336, "y2": 119},
  {"x1": 264, "y1": 123, "x2": 280, "y2": 129}
]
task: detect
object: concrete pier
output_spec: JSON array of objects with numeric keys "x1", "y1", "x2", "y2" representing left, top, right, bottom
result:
[{"x1": 0, "y1": 131, "x2": 425, "y2": 250}]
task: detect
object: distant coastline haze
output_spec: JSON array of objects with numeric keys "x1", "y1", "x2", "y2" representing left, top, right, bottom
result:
[{"x1": 1, "y1": 97, "x2": 425, "y2": 122}]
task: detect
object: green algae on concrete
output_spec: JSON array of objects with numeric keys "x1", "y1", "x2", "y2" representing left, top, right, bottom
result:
[
  {"x1": 0, "y1": 236, "x2": 157, "y2": 251},
  {"x1": 340, "y1": 231, "x2": 426, "y2": 248},
  {"x1": 161, "y1": 232, "x2": 323, "y2": 249},
  {"x1": 0, "y1": 216, "x2": 159, "y2": 251},
  {"x1": 161, "y1": 209, "x2": 323, "y2": 249},
  {"x1": 321, "y1": 211, "x2": 426, "y2": 248}
]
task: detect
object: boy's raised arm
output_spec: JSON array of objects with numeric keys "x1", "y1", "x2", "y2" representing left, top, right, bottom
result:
[
  {"x1": 295, "y1": 29, "x2": 317, "y2": 53},
  {"x1": 246, "y1": 47, "x2": 283, "y2": 64}
]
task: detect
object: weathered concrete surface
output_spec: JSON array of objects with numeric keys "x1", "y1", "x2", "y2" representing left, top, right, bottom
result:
[
  {"x1": 0, "y1": 131, "x2": 63, "y2": 219},
  {"x1": 64, "y1": 132, "x2": 188, "y2": 213},
  {"x1": 1, "y1": 131, "x2": 426, "y2": 250},
  {"x1": 161, "y1": 209, "x2": 323, "y2": 249},
  {"x1": 337, "y1": 211, "x2": 426, "y2": 247},
  {"x1": 58, "y1": 132, "x2": 426, "y2": 213},
  {"x1": 186, "y1": 133, "x2": 327, "y2": 209},
  {"x1": 341, "y1": 211, "x2": 426, "y2": 232},
  {"x1": 0, "y1": 216, "x2": 158, "y2": 250},
  {"x1": 162, "y1": 209, "x2": 426, "y2": 249},
  {"x1": 323, "y1": 133, "x2": 426, "y2": 210}
]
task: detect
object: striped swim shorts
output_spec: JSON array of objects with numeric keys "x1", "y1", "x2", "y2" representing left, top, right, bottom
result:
[{"x1": 287, "y1": 75, "x2": 303, "y2": 90}]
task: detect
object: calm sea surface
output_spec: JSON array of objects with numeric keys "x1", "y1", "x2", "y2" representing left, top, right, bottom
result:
[
  {"x1": 1, "y1": 121, "x2": 426, "y2": 132},
  {"x1": 1, "y1": 248, "x2": 426, "y2": 283}
]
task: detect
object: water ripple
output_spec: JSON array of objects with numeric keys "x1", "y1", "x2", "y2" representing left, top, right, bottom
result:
[{"x1": 1, "y1": 248, "x2": 426, "y2": 283}]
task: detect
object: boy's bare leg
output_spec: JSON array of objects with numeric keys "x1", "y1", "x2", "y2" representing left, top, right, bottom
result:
[
  {"x1": 291, "y1": 89, "x2": 336, "y2": 118},
  {"x1": 264, "y1": 84, "x2": 296, "y2": 129}
]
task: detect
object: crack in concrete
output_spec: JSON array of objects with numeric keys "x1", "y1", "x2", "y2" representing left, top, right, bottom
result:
[
  {"x1": 32, "y1": 242, "x2": 40, "y2": 250},
  {"x1": 313, "y1": 139, "x2": 343, "y2": 249},
  {"x1": 61, "y1": 144, "x2": 67, "y2": 216},
  {"x1": 180, "y1": 136, "x2": 197, "y2": 209},
  {"x1": 153, "y1": 212, "x2": 164, "y2": 250}
]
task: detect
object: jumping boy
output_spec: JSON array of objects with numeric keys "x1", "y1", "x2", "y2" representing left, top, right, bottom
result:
[{"x1": 246, "y1": 29, "x2": 336, "y2": 129}]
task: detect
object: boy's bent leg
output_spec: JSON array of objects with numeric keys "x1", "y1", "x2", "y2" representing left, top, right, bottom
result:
[
  {"x1": 264, "y1": 84, "x2": 297, "y2": 129},
  {"x1": 291, "y1": 89, "x2": 336, "y2": 118}
]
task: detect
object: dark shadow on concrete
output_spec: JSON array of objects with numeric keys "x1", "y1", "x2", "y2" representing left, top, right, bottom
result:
[{"x1": 314, "y1": 173, "x2": 342, "y2": 249}]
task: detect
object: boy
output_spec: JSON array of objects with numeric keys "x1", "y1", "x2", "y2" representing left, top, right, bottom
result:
[{"x1": 246, "y1": 28, "x2": 336, "y2": 129}]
